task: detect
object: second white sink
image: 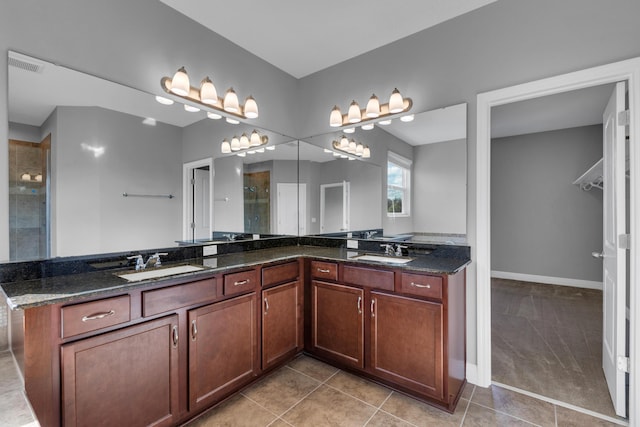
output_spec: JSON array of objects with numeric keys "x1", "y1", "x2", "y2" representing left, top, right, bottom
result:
[
  {"x1": 349, "y1": 254, "x2": 414, "y2": 264},
  {"x1": 117, "y1": 265, "x2": 205, "y2": 282}
]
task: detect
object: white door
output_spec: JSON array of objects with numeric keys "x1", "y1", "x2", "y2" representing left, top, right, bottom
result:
[
  {"x1": 320, "y1": 181, "x2": 350, "y2": 233},
  {"x1": 276, "y1": 183, "x2": 301, "y2": 235},
  {"x1": 601, "y1": 81, "x2": 627, "y2": 417},
  {"x1": 193, "y1": 168, "x2": 211, "y2": 240}
]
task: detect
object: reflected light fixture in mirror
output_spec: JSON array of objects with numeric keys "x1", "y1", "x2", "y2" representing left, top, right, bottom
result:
[
  {"x1": 221, "y1": 130, "x2": 269, "y2": 154},
  {"x1": 160, "y1": 67, "x2": 258, "y2": 120},
  {"x1": 329, "y1": 88, "x2": 412, "y2": 128},
  {"x1": 331, "y1": 136, "x2": 371, "y2": 159}
]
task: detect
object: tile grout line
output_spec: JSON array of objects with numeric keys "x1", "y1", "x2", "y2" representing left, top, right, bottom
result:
[
  {"x1": 465, "y1": 401, "x2": 542, "y2": 426},
  {"x1": 458, "y1": 385, "x2": 475, "y2": 426}
]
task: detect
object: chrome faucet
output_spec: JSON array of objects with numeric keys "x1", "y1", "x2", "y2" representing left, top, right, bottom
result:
[
  {"x1": 364, "y1": 230, "x2": 378, "y2": 239},
  {"x1": 224, "y1": 233, "x2": 238, "y2": 241},
  {"x1": 127, "y1": 252, "x2": 168, "y2": 270},
  {"x1": 380, "y1": 243, "x2": 407, "y2": 257}
]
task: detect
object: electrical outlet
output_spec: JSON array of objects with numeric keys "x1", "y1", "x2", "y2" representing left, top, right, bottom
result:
[{"x1": 347, "y1": 239, "x2": 358, "y2": 249}]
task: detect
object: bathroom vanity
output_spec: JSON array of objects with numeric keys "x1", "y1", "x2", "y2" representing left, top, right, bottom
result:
[{"x1": 1, "y1": 242, "x2": 468, "y2": 427}]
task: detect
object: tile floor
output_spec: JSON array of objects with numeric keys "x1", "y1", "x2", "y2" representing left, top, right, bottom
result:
[
  {"x1": 0, "y1": 334, "x2": 627, "y2": 427},
  {"x1": 491, "y1": 278, "x2": 625, "y2": 421},
  {"x1": 184, "y1": 354, "x2": 624, "y2": 427}
]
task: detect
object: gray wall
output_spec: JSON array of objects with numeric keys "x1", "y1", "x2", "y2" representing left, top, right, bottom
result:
[
  {"x1": 53, "y1": 106, "x2": 183, "y2": 255},
  {"x1": 491, "y1": 125, "x2": 603, "y2": 282},
  {"x1": 2, "y1": 0, "x2": 640, "y2": 363},
  {"x1": 413, "y1": 139, "x2": 467, "y2": 235}
]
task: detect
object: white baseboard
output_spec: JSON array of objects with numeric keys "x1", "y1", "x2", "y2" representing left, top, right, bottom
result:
[
  {"x1": 466, "y1": 362, "x2": 478, "y2": 386},
  {"x1": 491, "y1": 271, "x2": 602, "y2": 290}
]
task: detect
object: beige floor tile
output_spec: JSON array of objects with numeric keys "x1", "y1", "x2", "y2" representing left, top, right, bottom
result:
[
  {"x1": 460, "y1": 382, "x2": 475, "y2": 401},
  {"x1": 326, "y1": 371, "x2": 392, "y2": 407},
  {"x1": 462, "y1": 402, "x2": 535, "y2": 426},
  {"x1": 0, "y1": 389, "x2": 38, "y2": 427},
  {"x1": 381, "y1": 391, "x2": 466, "y2": 427},
  {"x1": 185, "y1": 394, "x2": 276, "y2": 427},
  {"x1": 365, "y1": 410, "x2": 414, "y2": 427},
  {"x1": 267, "y1": 419, "x2": 294, "y2": 427},
  {"x1": 286, "y1": 354, "x2": 339, "y2": 382},
  {"x1": 242, "y1": 367, "x2": 320, "y2": 415},
  {"x1": 555, "y1": 406, "x2": 623, "y2": 427},
  {"x1": 282, "y1": 385, "x2": 376, "y2": 427}
]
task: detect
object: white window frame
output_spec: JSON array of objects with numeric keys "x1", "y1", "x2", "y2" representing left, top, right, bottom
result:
[{"x1": 387, "y1": 151, "x2": 412, "y2": 218}]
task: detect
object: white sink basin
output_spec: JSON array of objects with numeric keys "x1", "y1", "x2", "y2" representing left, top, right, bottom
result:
[
  {"x1": 349, "y1": 254, "x2": 414, "y2": 264},
  {"x1": 117, "y1": 265, "x2": 205, "y2": 282}
]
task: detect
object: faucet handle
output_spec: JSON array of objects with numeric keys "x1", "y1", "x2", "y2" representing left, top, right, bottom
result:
[
  {"x1": 127, "y1": 255, "x2": 144, "y2": 270},
  {"x1": 148, "y1": 252, "x2": 168, "y2": 267}
]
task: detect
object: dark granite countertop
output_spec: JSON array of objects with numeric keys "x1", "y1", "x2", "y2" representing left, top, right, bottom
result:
[{"x1": 1, "y1": 245, "x2": 470, "y2": 310}]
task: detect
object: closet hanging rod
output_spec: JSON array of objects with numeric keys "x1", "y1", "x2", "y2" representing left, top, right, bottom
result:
[{"x1": 122, "y1": 193, "x2": 174, "y2": 199}]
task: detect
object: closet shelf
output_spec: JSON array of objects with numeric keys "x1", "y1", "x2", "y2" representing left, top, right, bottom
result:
[{"x1": 573, "y1": 158, "x2": 603, "y2": 191}]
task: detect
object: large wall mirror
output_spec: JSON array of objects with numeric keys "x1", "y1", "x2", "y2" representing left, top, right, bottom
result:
[
  {"x1": 299, "y1": 102, "x2": 467, "y2": 244},
  {"x1": 6, "y1": 51, "x2": 296, "y2": 261}
]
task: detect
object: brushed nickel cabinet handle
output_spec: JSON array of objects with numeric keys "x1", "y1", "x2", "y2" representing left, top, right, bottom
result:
[
  {"x1": 357, "y1": 296, "x2": 362, "y2": 314},
  {"x1": 191, "y1": 320, "x2": 197, "y2": 341},
  {"x1": 371, "y1": 298, "x2": 376, "y2": 317},
  {"x1": 234, "y1": 279, "x2": 250, "y2": 286},
  {"x1": 264, "y1": 297, "x2": 269, "y2": 314},
  {"x1": 410, "y1": 282, "x2": 431, "y2": 289},
  {"x1": 172, "y1": 325, "x2": 179, "y2": 348},
  {"x1": 81, "y1": 310, "x2": 115, "y2": 322},
  {"x1": 317, "y1": 268, "x2": 331, "y2": 273}
]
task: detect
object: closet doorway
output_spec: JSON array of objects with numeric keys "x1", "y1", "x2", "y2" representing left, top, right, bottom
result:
[{"x1": 476, "y1": 59, "x2": 639, "y2": 424}]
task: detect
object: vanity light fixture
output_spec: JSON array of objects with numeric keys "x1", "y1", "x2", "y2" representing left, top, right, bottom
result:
[
  {"x1": 331, "y1": 136, "x2": 371, "y2": 159},
  {"x1": 329, "y1": 88, "x2": 412, "y2": 128},
  {"x1": 160, "y1": 67, "x2": 258, "y2": 121},
  {"x1": 221, "y1": 130, "x2": 269, "y2": 154}
]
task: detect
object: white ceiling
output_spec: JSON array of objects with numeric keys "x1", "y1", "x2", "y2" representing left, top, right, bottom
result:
[{"x1": 158, "y1": 0, "x2": 498, "y2": 79}]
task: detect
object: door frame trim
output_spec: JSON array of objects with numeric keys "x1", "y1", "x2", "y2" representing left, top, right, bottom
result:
[
  {"x1": 475, "y1": 56, "x2": 640, "y2": 424},
  {"x1": 182, "y1": 158, "x2": 214, "y2": 241}
]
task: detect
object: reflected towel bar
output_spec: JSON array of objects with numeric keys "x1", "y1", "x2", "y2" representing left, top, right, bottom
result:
[{"x1": 122, "y1": 193, "x2": 174, "y2": 199}]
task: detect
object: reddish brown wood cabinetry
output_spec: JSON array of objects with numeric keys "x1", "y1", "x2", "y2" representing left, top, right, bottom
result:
[
  {"x1": 60, "y1": 315, "x2": 179, "y2": 427},
  {"x1": 188, "y1": 293, "x2": 258, "y2": 412},
  {"x1": 262, "y1": 281, "x2": 302, "y2": 369},
  {"x1": 370, "y1": 292, "x2": 443, "y2": 399},
  {"x1": 311, "y1": 280, "x2": 365, "y2": 369},
  {"x1": 306, "y1": 261, "x2": 466, "y2": 412}
]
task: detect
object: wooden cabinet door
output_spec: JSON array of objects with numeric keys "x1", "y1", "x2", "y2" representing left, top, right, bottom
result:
[
  {"x1": 370, "y1": 292, "x2": 444, "y2": 400},
  {"x1": 61, "y1": 315, "x2": 179, "y2": 427},
  {"x1": 262, "y1": 281, "x2": 302, "y2": 369},
  {"x1": 188, "y1": 293, "x2": 258, "y2": 411},
  {"x1": 311, "y1": 280, "x2": 364, "y2": 369}
]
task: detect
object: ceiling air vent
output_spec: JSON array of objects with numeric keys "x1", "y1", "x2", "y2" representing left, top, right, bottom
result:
[{"x1": 8, "y1": 52, "x2": 45, "y2": 73}]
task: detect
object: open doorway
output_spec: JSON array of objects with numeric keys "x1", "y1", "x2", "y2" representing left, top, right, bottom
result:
[
  {"x1": 320, "y1": 181, "x2": 350, "y2": 233},
  {"x1": 476, "y1": 58, "x2": 640, "y2": 425},
  {"x1": 489, "y1": 83, "x2": 626, "y2": 418},
  {"x1": 183, "y1": 158, "x2": 213, "y2": 241}
]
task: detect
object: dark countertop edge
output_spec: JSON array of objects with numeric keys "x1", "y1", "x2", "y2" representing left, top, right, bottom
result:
[{"x1": 2, "y1": 245, "x2": 471, "y2": 311}]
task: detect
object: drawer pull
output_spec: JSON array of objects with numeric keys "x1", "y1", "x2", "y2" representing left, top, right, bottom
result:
[
  {"x1": 81, "y1": 310, "x2": 115, "y2": 322},
  {"x1": 317, "y1": 268, "x2": 331, "y2": 274},
  {"x1": 172, "y1": 325, "x2": 179, "y2": 348},
  {"x1": 357, "y1": 296, "x2": 362, "y2": 314},
  {"x1": 264, "y1": 297, "x2": 269, "y2": 314},
  {"x1": 371, "y1": 298, "x2": 376, "y2": 317},
  {"x1": 191, "y1": 320, "x2": 197, "y2": 341},
  {"x1": 410, "y1": 282, "x2": 431, "y2": 289},
  {"x1": 234, "y1": 279, "x2": 250, "y2": 286}
]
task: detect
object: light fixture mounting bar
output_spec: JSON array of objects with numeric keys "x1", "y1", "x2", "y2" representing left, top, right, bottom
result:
[{"x1": 161, "y1": 77, "x2": 247, "y2": 119}]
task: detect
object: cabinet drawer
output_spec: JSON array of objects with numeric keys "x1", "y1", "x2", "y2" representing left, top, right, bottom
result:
[
  {"x1": 224, "y1": 269, "x2": 258, "y2": 296},
  {"x1": 262, "y1": 261, "x2": 299, "y2": 287},
  {"x1": 143, "y1": 278, "x2": 217, "y2": 316},
  {"x1": 343, "y1": 265, "x2": 394, "y2": 291},
  {"x1": 310, "y1": 261, "x2": 338, "y2": 281},
  {"x1": 400, "y1": 273, "x2": 443, "y2": 300},
  {"x1": 61, "y1": 295, "x2": 131, "y2": 338}
]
